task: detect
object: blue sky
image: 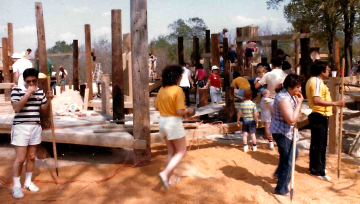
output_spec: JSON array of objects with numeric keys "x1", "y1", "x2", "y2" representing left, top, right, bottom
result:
[{"x1": 0, "y1": 0, "x2": 290, "y2": 54}]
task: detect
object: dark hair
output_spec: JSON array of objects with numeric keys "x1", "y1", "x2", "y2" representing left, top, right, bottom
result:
[
  {"x1": 162, "y1": 65, "x2": 184, "y2": 87},
  {"x1": 27, "y1": 48, "x2": 32, "y2": 52},
  {"x1": 276, "y1": 49, "x2": 285, "y2": 56},
  {"x1": 311, "y1": 60, "x2": 328, "y2": 76},
  {"x1": 179, "y1": 62, "x2": 186, "y2": 66},
  {"x1": 283, "y1": 74, "x2": 302, "y2": 90},
  {"x1": 195, "y1": 63, "x2": 203, "y2": 69},
  {"x1": 23, "y1": 68, "x2": 39, "y2": 80},
  {"x1": 243, "y1": 88, "x2": 253, "y2": 100},
  {"x1": 233, "y1": 71, "x2": 241, "y2": 79},
  {"x1": 271, "y1": 57, "x2": 283, "y2": 67}
]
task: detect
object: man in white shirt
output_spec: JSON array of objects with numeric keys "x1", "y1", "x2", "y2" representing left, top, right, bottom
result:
[
  {"x1": 12, "y1": 53, "x2": 33, "y2": 88},
  {"x1": 179, "y1": 62, "x2": 194, "y2": 107},
  {"x1": 255, "y1": 57, "x2": 287, "y2": 97}
]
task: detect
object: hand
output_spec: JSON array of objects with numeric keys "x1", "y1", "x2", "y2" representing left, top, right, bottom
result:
[
  {"x1": 26, "y1": 85, "x2": 37, "y2": 95},
  {"x1": 47, "y1": 91, "x2": 54, "y2": 100},
  {"x1": 333, "y1": 99, "x2": 345, "y2": 107},
  {"x1": 294, "y1": 93, "x2": 304, "y2": 104},
  {"x1": 255, "y1": 122, "x2": 259, "y2": 128},
  {"x1": 237, "y1": 121, "x2": 241, "y2": 127},
  {"x1": 186, "y1": 107, "x2": 196, "y2": 117}
]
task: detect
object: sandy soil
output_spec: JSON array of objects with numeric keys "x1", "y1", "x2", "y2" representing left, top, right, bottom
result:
[{"x1": 0, "y1": 139, "x2": 359, "y2": 204}]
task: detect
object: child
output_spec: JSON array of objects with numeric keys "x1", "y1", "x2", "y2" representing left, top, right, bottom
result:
[
  {"x1": 155, "y1": 65, "x2": 195, "y2": 191},
  {"x1": 10, "y1": 68, "x2": 53, "y2": 199},
  {"x1": 254, "y1": 66, "x2": 267, "y2": 94},
  {"x1": 260, "y1": 89, "x2": 274, "y2": 150},
  {"x1": 237, "y1": 88, "x2": 258, "y2": 152}
]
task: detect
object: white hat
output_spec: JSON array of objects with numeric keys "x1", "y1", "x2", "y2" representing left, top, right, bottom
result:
[
  {"x1": 211, "y1": 65, "x2": 219, "y2": 70},
  {"x1": 11, "y1": 53, "x2": 22, "y2": 59}
]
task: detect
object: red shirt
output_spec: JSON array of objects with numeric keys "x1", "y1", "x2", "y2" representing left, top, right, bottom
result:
[{"x1": 209, "y1": 74, "x2": 221, "y2": 88}]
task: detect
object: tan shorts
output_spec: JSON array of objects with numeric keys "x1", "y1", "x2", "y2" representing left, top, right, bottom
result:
[
  {"x1": 159, "y1": 116, "x2": 185, "y2": 140},
  {"x1": 11, "y1": 124, "x2": 42, "y2": 146}
]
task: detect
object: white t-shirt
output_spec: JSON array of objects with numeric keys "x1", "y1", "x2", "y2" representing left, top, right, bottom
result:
[
  {"x1": 12, "y1": 59, "x2": 33, "y2": 87},
  {"x1": 179, "y1": 67, "x2": 191, "y2": 88},
  {"x1": 258, "y1": 68, "x2": 287, "y2": 96}
]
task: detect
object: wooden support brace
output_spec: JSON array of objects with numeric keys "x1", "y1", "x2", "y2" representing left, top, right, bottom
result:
[{"x1": 101, "y1": 74, "x2": 111, "y2": 115}]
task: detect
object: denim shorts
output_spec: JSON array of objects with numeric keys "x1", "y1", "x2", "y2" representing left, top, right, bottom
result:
[
  {"x1": 242, "y1": 120, "x2": 256, "y2": 133},
  {"x1": 237, "y1": 88, "x2": 245, "y2": 97}
]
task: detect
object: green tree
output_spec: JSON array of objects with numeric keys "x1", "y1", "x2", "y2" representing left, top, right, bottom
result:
[{"x1": 47, "y1": 41, "x2": 73, "y2": 53}]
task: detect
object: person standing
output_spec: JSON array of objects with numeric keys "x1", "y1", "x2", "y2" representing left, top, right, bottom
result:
[
  {"x1": 270, "y1": 74, "x2": 303, "y2": 195},
  {"x1": 228, "y1": 46, "x2": 238, "y2": 64},
  {"x1": 245, "y1": 41, "x2": 256, "y2": 69},
  {"x1": 219, "y1": 28, "x2": 228, "y2": 43},
  {"x1": 10, "y1": 68, "x2": 53, "y2": 199},
  {"x1": 306, "y1": 61, "x2": 345, "y2": 181},
  {"x1": 179, "y1": 62, "x2": 194, "y2": 107},
  {"x1": 204, "y1": 65, "x2": 222, "y2": 103},
  {"x1": 194, "y1": 64, "x2": 206, "y2": 106},
  {"x1": 11, "y1": 53, "x2": 33, "y2": 88},
  {"x1": 276, "y1": 49, "x2": 296, "y2": 74},
  {"x1": 59, "y1": 66, "x2": 67, "y2": 94}
]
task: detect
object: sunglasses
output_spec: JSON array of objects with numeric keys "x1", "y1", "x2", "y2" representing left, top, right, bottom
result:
[{"x1": 25, "y1": 79, "x2": 37, "y2": 84}]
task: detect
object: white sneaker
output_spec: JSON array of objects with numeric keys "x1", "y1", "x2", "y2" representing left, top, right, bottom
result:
[
  {"x1": 268, "y1": 142, "x2": 274, "y2": 150},
  {"x1": 252, "y1": 146, "x2": 257, "y2": 152},
  {"x1": 317, "y1": 175, "x2": 331, "y2": 181},
  {"x1": 12, "y1": 186, "x2": 24, "y2": 199},
  {"x1": 244, "y1": 145, "x2": 248, "y2": 152},
  {"x1": 24, "y1": 182, "x2": 39, "y2": 192}
]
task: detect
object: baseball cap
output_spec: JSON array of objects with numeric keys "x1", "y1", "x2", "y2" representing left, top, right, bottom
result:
[
  {"x1": 11, "y1": 53, "x2": 22, "y2": 59},
  {"x1": 212, "y1": 65, "x2": 219, "y2": 70},
  {"x1": 223, "y1": 28, "x2": 228, "y2": 32}
]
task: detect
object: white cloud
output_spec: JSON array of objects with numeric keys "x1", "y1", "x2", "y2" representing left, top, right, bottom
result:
[
  {"x1": 72, "y1": 7, "x2": 92, "y2": 13},
  {"x1": 59, "y1": 32, "x2": 77, "y2": 44},
  {"x1": 14, "y1": 25, "x2": 36, "y2": 34},
  {"x1": 93, "y1": 27, "x2": 111, "y2": 39},
  {"x1": 102, "y1": 11, "x2": 111, "y2": 16}
]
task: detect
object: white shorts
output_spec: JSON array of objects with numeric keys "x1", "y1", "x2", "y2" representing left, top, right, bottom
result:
[
  {"x1": 159, "y1": 116, "x2": 185, "y2": 140},
  {"x1": 261, "y1": 110, "x2": 272, "y2": 122},
  {"x1": 11, "y1": 124, "x2": 42, "y2": 146}
]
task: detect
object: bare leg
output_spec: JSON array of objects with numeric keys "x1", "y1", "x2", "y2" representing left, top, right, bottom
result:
[
  {"x1": 13, "y1": 146, "x2": 28, "y2": 177},
  {"x1": 243, "y1": 132, "x2": 248, "y2": 145},
  {"x1": 265, "y1": 122, "x2": 272, "y2": 140},
  {"x1": 250, "y1": 133, "x2": 256, "y2": 145},
  {"x1": 25, "y1": 145, "x2": 37, "y2": 172},
  {"x1": 164, "y1": 138, "x2": 175, "y2": 181}
]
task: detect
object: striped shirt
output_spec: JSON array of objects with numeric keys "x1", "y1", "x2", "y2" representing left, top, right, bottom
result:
[
  {"x1": 11, "y1": 86, "x2": 47, "y2": 125},
  {"x1": 237, "y1": 100, "x2": 257, "y2": 121},
  {"x1": 270, "y1": 88, "x2": 298, "y2": 140}
]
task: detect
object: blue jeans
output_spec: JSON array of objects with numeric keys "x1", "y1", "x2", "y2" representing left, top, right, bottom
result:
[
  {"x1": 237, "y1": 88, "x2": 245, "y2": 97},
  {"x1": 273, "y1": 133, "x2": 298, "y2": 195}
]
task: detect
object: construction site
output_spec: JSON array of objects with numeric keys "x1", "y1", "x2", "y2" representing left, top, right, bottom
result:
[{"x1": 0, "y1": 1, "x2": 359, "y2": 204}]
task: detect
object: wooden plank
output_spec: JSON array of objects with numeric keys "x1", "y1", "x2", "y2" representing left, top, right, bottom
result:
[
  {"x1": 112, "y1": 9, "x2": 125, "y2": 121},
  {"x1": 201, "y1": 53, "x2": 211, "y2": 58},
  {"x1": 211, "y1": 33, "x2": 220, "y2": 67},
  {"x1": 225, "y1": 87, "x2": 236, "y2": 122},
  {"x1": 178, "y1": 36, "x2": 184, "y2": 64},
  {"x1": 131, "y1": 0, "x2": 151, "y2": 165},
  {"x1": 333, "y1": 36, "x2": 340, "y2": 74},
  {"x1": 149, "y1": 80, "x2": 162, "y2": 92},
  {"x1": 0, "y1": 83, "x2": 14, "y2": 89},
  {"x1": 223, "y1": 38, "x2": 230, "y2": 89},
  {"x1": 7, "y1": 23, "x2": 13, "y2": 55},
  {"x1": 83, "y1": 88, "x2": 89, "y2": 111},
  {"x1": 47, "y1": 52, "x2": 85, "y2": 57},
  {"x1": 73, "y1": 40, "x2": 79, "y2": 91},
  {"x1": 85, "y1": 24, "x2": 93, "y2": 101},
  {"x1": 236, "y1": 33, "x2": 311, "y2": 42},
  {"x1": 88, "y1": 100, "x2": 133, "y2": 109},
  {"x1": 101, "y1": 74, "x2": 111, "y2": 115},
  {"x1": 329, "y1": 77, "x2": 339, "y2": 154},
  {"x1": 2, "y1": 38, "x2": 10, "y2": 101}
]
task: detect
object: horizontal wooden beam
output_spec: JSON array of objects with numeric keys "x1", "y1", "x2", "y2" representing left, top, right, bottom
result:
[
  {"x1": 201, "y1": 53, "x2": 211, "y2": 58},
  {"x1": 236, "y1": 33, "x2": 311, "y2": 42},
  {"x1": 0, "y1": 83, "x2": 15, "y2": 89},
  {"x1": 47, "y1": 52, "x2": 85, "y2": 57}
]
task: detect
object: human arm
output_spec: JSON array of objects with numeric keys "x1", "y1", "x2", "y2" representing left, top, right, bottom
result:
[
  {"x1": 279, "y1": 94, "x2": 303, "y2": 126},
  {"x1": 313, "y1": 96, "x2": 345, "y2": 107},
  {"x1": 40, "y1": 91, "x2": 54, "y2": 112},
  {"x1": 13, "y1": 72, "x2": 19, "y2": 85},
  {"x1": 237, "y1": 109, "x2": 242, "y2": 126},
  {"x1": 254, "y1": 111, "x2": 259, "y2": 127},
  {"x1": 286, "y1": 56, "x2": 295, "y2": 71},
  {"x1": 11, "y1": 86, "x2": 37, "y2": 113},
  {"x1": 194, "y1": 70, "x2": 198, "y2": 81},
  {"x1": 177, "y1": 107, "x2": 195, "y2": 117}
]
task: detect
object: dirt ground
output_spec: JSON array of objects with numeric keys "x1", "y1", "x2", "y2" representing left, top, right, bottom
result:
[{"x1": 0, "y1": 138, "x2": 359, "y2": 204}]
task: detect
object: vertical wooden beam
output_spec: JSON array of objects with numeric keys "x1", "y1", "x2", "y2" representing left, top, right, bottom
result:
[
  {"x1": 236, "y1": 28, "x2": 243, "y2": 75},
  {"x1": 193, "y1": 36, "x2": 200, "y2": 65},
  {"x1": 150, "y1": 43, "x2": 154, "y2": 72},
  {"x1": 178, "y1": 36, "x2": 184, "y2": 64},
  {"x1": 85, "y1": 24, "x2": 93, "y2": 101},
  {"x1": 2, "y1": 38, "x2": 10, "y2": 101},
  {"x1": 73, "y1": 39, "x2": 79, "y2": 91},
  {"x1": 211, "y1": 33, "x2": 220, "y2": 67},
  {"x1": 123, "y1": 33, "x2": 131, "y2": 53},
  {"x1": 101, "y1": 74, "x2": 111, "y2": 115},
  {"x1": 131, "y1": 0, "x2": 151, "y2": 165},
  {"x1": 112, "y1": 9, "x2": 124, "y2": 120},
  {"x1": 300, "y1": 23, "x2": 312, "y2": 97},
  {"x1": 295, "y1": 39, "x2": 300, "y2": 74},
  {"x1": 225, "y1": 87, "x2": 236, "y2": 122},
  {"x1": 223, "y1": 38, "x2": 230, "y2": 88},
  {"x1": 7, "y1": 23, "x2": 13, "y2": 56},
  {"x1": 123, "y1": 33, "x2": 132, "y2": 102},
  {"x1": 204, "y1": 30, "x2": 211, "y2": 76},
  {"x1": 271, "y1": 40, "x2": 278, "y2": 59},
  {"x1": 333, "y1": 36, "x2": 340, "y2": 73},
  {"x1": 329, "y1": 77, "x2": 340, "y2": 154},
  {"x1": 83, "y1": 88, "x2": 89, "y2": 111},
  {"x1": 35, "y1": 2, "x2": 51, "y2": 129}
]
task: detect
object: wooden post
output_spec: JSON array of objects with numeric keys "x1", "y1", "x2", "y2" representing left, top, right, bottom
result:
[
  {"x1": 68, "y1": 79, "x2": 72, "y2": 89},
  {"x1": 223, "y1": 38, "x2": 230, "y2": 89},
  {"x1": 204, "y1": 30, "x2": 211, "y2": 76},
  {"x1": 123, "y1": 33, "x2": 131, "y2": 53},
  {"x1": 225, "y1": 87, "x2": 236, "y2": 122},
  {"x1": 211, "y1": 34, "x2": 220, "y2": 67},
  {"x1": 83, "y1": 88, "x2": 89, "y2": 111},
  {"x1": 123, "y1": 33, "x2": 132, "y2": 102},
  {"x1": 101, "y1": 74, "x2": 111, "y2": 115},
  {"x1": 295, "y1": 39, "x2": 300, "y2": 74},
  {"x1": 300, "y1": 23, "x2": 312, "y2": 97},
  {"x1": 178, "y1": 36, "x2": 184, "y2": 64},
  {"x1": 1, "y1": 38, "x2": 10, "y2": 101},
  {"x1": 73, "y1": 39, "x2": 79, "y2": 91},
  {"x1": 35, "y1": 2, "x2": 51, "y2": 130},
  {"x1": 198, "y1": 88, "x2": 208, "y2": 107},
  {"x1": 7, "y1": 23, "x2": 13, "y2": 56},
  {"x1": 85, "y1": 24, "x2": 93, "y2": 101},
  {"x1": 329, "y1": 77, "x2": 339, "y2": 154},
  {"x1": 131, "y1": 0, "x2": 151, "y2": 165},
  {"x1": 236, "y1": 28, "x2": 243, "y2": 75},
  {"x1": 80, "y1": 84, "x2": 86, "y2": 99},
  {"x1": 112, "y1": 9, "x2": 125, "y2": 120},
  {"x1": 193, "y1": 36, "x2": 200, "y2": 65},
  {"x1": 333, "y1": 36, "x2": 340, "y2": 73},
  {"x1": 150, "y1": 43, "x2": 155, "y2": 72},
  {"x1": 271, "y1": 40, "x2": 278, "y2": 59}
]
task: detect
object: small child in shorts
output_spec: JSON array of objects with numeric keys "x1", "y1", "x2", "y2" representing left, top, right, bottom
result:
[
  {"x1": 237, "y1": 88, "x2": 258, "y2": 152},
  {"x1": 254, "y1": 66, "x2": 267, "y2": 94},
  {"x1": 260, "y1": 89, "x2": 274, "y2": 150}
]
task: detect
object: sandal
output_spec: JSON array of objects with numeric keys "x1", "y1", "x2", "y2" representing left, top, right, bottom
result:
[{"x1": 158, "y1": 174, "x2": 169, "y2": 191}]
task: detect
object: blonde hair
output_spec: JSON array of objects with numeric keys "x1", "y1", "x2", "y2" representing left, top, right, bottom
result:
[{"x1": 256, "y1": 66, "x2": 267, "y2": 74}]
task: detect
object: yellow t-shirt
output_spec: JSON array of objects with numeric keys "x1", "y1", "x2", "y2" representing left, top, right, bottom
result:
[
  {"x1": 232, "y1": 77, "x2": 250, "y2": 89},
  {"x1": 306, "y1": 77, "x2": 332, "y2": 116},
  {"x1": 155, "y1": 85, "x2": 186, "y2": 116}
]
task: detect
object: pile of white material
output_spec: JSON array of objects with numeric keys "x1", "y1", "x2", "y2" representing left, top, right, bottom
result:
[{"x1": 51, "y1": 89, "x2": 83, "y2": 115}]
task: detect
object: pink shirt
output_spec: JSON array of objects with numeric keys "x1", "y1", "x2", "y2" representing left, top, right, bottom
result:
[{"x1": 197, "y1": 69, "x2": 205, "y2": 80}]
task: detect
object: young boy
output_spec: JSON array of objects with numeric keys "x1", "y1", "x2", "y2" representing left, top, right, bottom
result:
[
  {"x1": 237, "y1": 88, "x2": 258, "y2": 152},
  {"x1": 10, "y1": 68, "x2": 53, "y2": 199}
]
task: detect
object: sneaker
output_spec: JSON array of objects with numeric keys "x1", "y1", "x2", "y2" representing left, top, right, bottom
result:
[
  {"x1": 244, "y1": 145, "x2": 248, "y2": 152},
  {"x1": 252, "y1": 146, "x2": 257, "y2": 152},
  {"x1": 317, "y1": 175, "x2": 331, "y2": 181},
  {"x1": 268, "y1": 142, "x2": 274, "y2": 150},
  {"x1": 24, "y1": 182, "x2": 39, "y2": 192},
  {"x1": 12, "y1": 186, "x2": 24, "y2": 199}
]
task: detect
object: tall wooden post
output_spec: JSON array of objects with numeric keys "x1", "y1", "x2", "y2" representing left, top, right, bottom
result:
[
  {"x1": 300, "y1": 23, "x2": 312, "y2": 97},
  {"x1": 225, "y1": 87, "x2": 236, "y2": 122},
  {"x1": 123, "y1": 33, "x2": 132, "y2": 102},
  {"x1": 2, "y1": 38, "x2": 10, "y2": 101},
  {"x1": 295, "y1": 39, "x2": 300, "y2": 74},
  {"x1": 101, "y1": 74, "x2": 111, "y2": 115},
  {"x1": 73, "y1": 39, "x2": 79, "y2": 91},
  {"x1": 7, "y1": 23, "x2": 13, "y2": 56},
  {"x1": 112, "y1": 9, "x2": 124, "y2": 120},
  {"x1": 150, "y1": 43, "x2": 155, "y2": 72},
  {"x1": 85, "y1": 24, "x2": 93, "y2": 101},
  {"x1": 223, "y1": 38, "x2": 230, "y2": 88},
  {"x1": 193, "y1": 36, "x2": 200, "y2": 65},
  {"x1": 329, "y1": 77, "x2": 340, "y2": 154},
  {"x1": 271, "y1": 40, "x2": 278, "y2": 59},
  {"x1": 131, "y1": 0, "x2": 151, "y2": 165},
  {"x1": 211, "y1": 34, "x2": 220, "y2": 67},
  {"x1": 204, "y1": 30, "x2": 211, "y2": 76},
  {"x1": 123, "y1": 33, "x2": 131, "y2": 53},
  {"x1": 35, "y1": 2, "x2": 51, "y2": 129},
  {"x1": 178, "y1": 36, "x2": 184, "y2": 64},
  {"x1": 333, "y1": 36, "x2": 340, "y2": 73},
  {"x1": 236, "y1": 28, "x2": 243, "y2": 74}
]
